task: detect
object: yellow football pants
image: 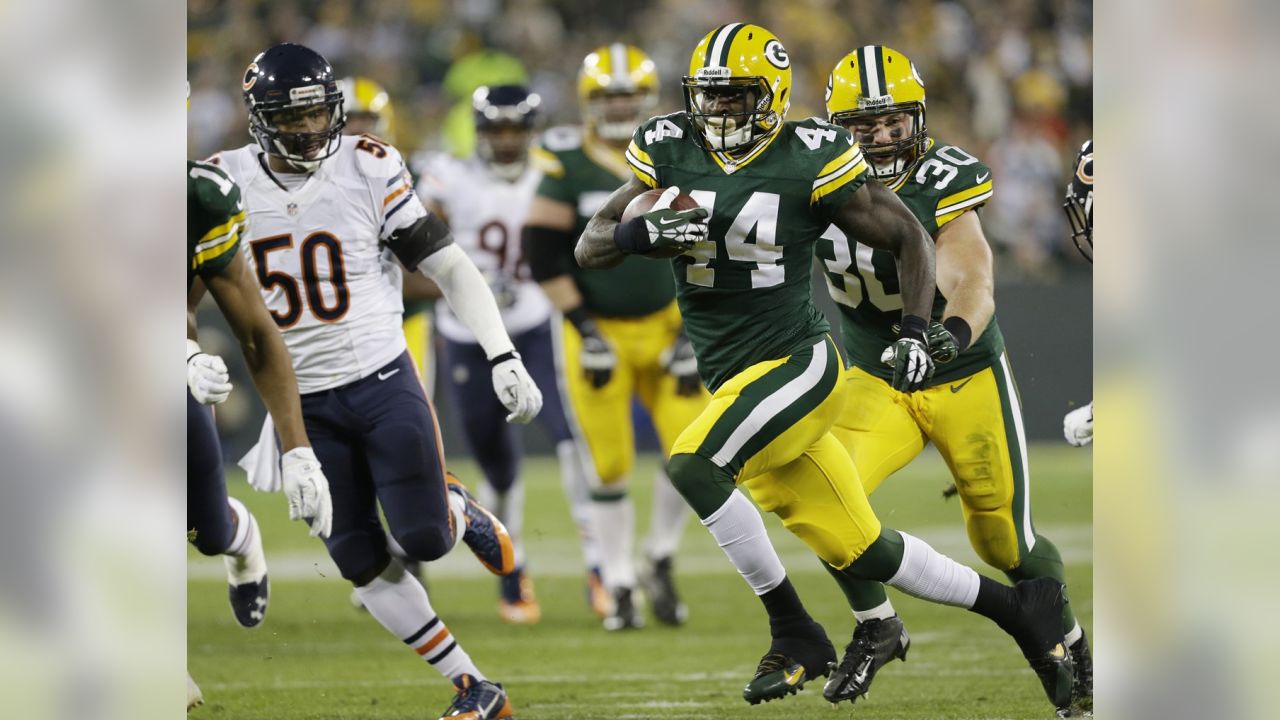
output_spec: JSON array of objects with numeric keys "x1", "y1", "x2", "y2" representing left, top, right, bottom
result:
[
  {"x1": 671, "y1": 336, "x2": 882, "y2": 569},
  {"x1": 831, "y1": 355, "x2": 1035, "y2": 571},
  {"x1": 560, "y1": 302, "x2": 709, "y2": 486}
]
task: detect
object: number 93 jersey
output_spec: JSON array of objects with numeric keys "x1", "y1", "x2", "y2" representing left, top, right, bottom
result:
[
  {"x1": 626, "y1": 113, "x2": 868, "y2": 391},
  {"x1": 210, "y1": 135, "x2": 428, "y2": 393},
  {"x1": 415, "y1": 153, "x2": 551, "y2": 342},
  {"x1": 818, "y1": 138, "x2": 1004, "y2": 386}
]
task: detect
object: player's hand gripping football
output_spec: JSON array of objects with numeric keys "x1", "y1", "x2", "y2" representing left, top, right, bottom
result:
[
  {"x1": 492, "y1": 353, "x2": 543, "y2": 424},
  {"x1": 1063, "y1": 402, "x2": 1093, "y2": 446},
  {"x1": 281, "y1": 447, "x2": 333, "y2": 539},
  {"x1": 925, "y1": 321, "x2": 960, "y2": 364},
  {"x1": 640, "y1": 186, "x2": 709, "y2": 253},
  {"x1": 187, "y1": 340, "x2": 233, "y2": 405},
  {"x1": 661, "y1": 330, "x2": 701, "y2": 396},
  {"x1": 880, "y1": 337, "x2": 935, "y2": 392}
]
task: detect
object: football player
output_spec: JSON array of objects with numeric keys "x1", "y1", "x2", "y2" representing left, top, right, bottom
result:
[
  {"x1": 578, "y1": 23, "x2": 1073, "y2": 711},
  {"x1": 1063, "y1": 140, "x2": 1093, "y2": 447},
  {"x1": 187, "y1": 158, "x2": 333, "y2": 628},
  {"x1": 816, "y1": 47, "x2": 1091, "y2": 716},
  {"x1": 214, "y1": 43, "x2": 542, "y2": 720},
  {"x1": 416, "y1": 85, "x2": 599, "y2": 625},
  {"x1": 522, "y1": 44, "x2": 707, "y2": 630}
]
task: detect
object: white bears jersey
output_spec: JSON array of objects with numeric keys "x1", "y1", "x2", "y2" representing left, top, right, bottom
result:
[
  {"x1": 212, "y1": 135, "x2": 427, "y2": 393},
  {"x1": 416, "y1": 154, "x2": 550, "y2": 343}
]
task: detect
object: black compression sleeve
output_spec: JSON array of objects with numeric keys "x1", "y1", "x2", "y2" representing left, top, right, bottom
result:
[
  {"x1": 943, "y1": 316, "x2": 973, "y2": 353},
  {"x1": 386, "y1": 214, "x2": 453, "y2": 271},
  {"x1": 522, "y1": 225, "x2": 576, "y2": 282}
]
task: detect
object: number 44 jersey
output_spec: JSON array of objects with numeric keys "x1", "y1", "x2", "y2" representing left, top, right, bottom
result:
[
  {"x1": 415, "y1": 153, "x2": 551, "y2": 343},
  {"x1": 817, "y1": 138, "x2": 1004, "y2": 386},
  {"x1": 211, "y1": 135, "x2": 428, "y2": 393}
]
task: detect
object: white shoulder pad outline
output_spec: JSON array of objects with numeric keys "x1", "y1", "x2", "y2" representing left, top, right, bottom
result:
[{"x1": 204, "y1": 144, "x2": 259, "y2": 186}]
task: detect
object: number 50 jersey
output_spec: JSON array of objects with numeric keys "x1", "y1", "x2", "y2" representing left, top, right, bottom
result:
[{"x1": 211, "y1": 135, "x2": 428, "y2": 393}]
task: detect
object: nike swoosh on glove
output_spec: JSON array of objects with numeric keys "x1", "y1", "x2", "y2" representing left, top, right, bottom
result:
[
  {"x1": 880, "y1": 338, "x2": 935, "y2": 392},
  {"x1": 493, "y1": 356, "x2": 543, "y2": 424},
  {"x1": 281, "y1": 447, "x2": 333, "y2": 539},
  {"x1": 187, "y1": 351, "x2": 233, "y2": 405},
  {"x1": 641, "y1": 186, "x2": 709, "y2": 253}
]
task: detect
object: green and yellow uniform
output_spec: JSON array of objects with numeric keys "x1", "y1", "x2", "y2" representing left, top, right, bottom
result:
[
  {"x1": 818, "y1": 138, "x2": 1032, "y2": 570},
  {"x1": 188, "y1": 159, "x2": 246, "y2": 287},
  {"x1": 533, "y1": 126, "x2": 708, "y2": 483},
  {"x1": 628, "y1": 112, "x2": 884, "y2": 568}
]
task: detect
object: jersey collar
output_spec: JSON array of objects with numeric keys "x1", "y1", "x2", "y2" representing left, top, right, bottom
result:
[{"x1": 708, "y1": 126, "x2": 783, "y2": 175}]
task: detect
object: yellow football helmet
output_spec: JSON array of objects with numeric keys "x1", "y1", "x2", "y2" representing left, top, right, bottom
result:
[
  {"x1": 826, "y1": 46, "x2": 927, "y2": 181},
  {"x1": 339, "y1": 76, "x2": 395, "y2": 142},
  {"x1": 683, "y1": 23, "x2": 791, "y2": 153},
  {"x1": 578, "y1": 44, "x2": 658, "y2": 142}
]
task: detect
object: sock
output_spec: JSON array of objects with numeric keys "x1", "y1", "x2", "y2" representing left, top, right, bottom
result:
[
  {"x1": 446, "y1": 492, "x2": 466, "y2": 553},
  {"x1": 588, "y1": 491, "x2": 636, "y2": 590},
  {"x1": 759, "y1": 576, "x2": 816, "y2": 628},
  {"x1": 1005, "y1": 532, "x2": 1078, "y2": 633},
  {"x1": 885, "y1": 531, "x2": 981, "y2": 608},
  {"x1": 823, "y1": 559, "x2": 893, "y2": 617},
  {"x1": 556, "y1": 440, "x2": 602, "y2": 569},
  {"x1": 479, "y1": 481, "x2": 526, "y2": 568},
  {"x1": 701, "y1": 490, "x2": 786, "y2": 595},
  {"x1": 223, "y1": 497, "x2": 265, "y2": 585},
  {"x1": 354, "y1": 560, "x2": 484, "y2": 681},
  {"x1": 385, "y1": 530, "x2": 409, "y2": 561},
  {"x1": 969, "y1": 575, "x2": 1022, "y2": 631},
  {"x1": 644, "y1": 467, "x2": 689, "y2": 561},
  {"x1": 1065, "y1": 622, "x2": 1083, "y2": 646}
]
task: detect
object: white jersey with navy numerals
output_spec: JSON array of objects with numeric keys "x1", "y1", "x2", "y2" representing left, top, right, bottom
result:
[{"x1": 213, "y1": 135, "x2": 427, "y2": 393}]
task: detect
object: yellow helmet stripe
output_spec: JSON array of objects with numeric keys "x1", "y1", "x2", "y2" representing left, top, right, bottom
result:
[
  {"x1": 610, "y1": 43, "x2": 629, "y2": 80},
  {"x1": 706, "y1": 22, "x2": 744, "y2": 67},
  {"x1": 860, "y1": 46, "x2": 884, "y2": 97}
]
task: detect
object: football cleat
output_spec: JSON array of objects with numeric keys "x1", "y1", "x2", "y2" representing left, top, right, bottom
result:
[
  {"x1": 186, "y1": 673, "x2": 204, "y2": 712},
  {"x1": 1068, "y1": 631, "x2": 1094, "y2": 716},
  {"x1": 1008, "y1": 578, "x2": 1076, "y2": 714},
  {"x1": 743, "y1": 622, "x2": 836, "y2": 705},
  {"x1": 823, "y1": 616, "x2": 911, "y2": 705},
  {"x1": 602, "y1": 586, "x2": 644, "y2": 631},
  {"x1": 586, "y1": 567, "x2": 610, "y2": 619},
  {"x1": 498, "y1": 567, "x2": 542, "y2": 625},
  {"x1": 228, "y1": 575, "x2": 270, "y2": 628},
  {"x1": 447, "y1": 475, "x2": 516, "y2": 576},
  {"x1": 224, "y1": 506, "x2": 269, "y2": 628},
  {"x1": 640, "y1": 555, "x2": 687, "y2": 626},
  {"x1": 439, "y1": 674, "x2": 514, "y2": 720}
]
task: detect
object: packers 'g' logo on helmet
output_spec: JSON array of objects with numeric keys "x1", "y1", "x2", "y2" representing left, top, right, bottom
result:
[
  {"x1": 683, "y1": 23, "x2": 792, "y2": 153},
  {"x1": 826, "y1": 46, "x2": 927, "y2": 182},
  {"x1": 579, "y1": 44, "x2": 659, "y2": 143}
]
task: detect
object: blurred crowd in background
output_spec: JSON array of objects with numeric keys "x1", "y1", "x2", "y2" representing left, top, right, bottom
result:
[{"x1": 188, "y1": 0, "x2": 1092, "y2": 279}]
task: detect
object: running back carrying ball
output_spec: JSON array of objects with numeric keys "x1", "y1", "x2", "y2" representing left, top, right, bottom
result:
[{"x1": 617, "y1": 186, "x2": 706, "y2": 258}]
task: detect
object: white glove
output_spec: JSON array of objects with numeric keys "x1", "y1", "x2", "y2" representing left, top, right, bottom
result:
[
  {"x1": 1064, "y1": 402, "x2": 1093, "y2": 447},
  {"x1": 492, "y1": 352, "x2": 543, "y2": 424},
  {"x1": 187, "y1": 339, "x2": 232, "y2": 405},
  {"x1": 281, "y1": 447, "x2": 333, "y2": 539}
]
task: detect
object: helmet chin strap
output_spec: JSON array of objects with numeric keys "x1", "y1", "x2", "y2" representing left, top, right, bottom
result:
[{"x1": 486, "y1": 159, "x2": 527, "y2": 181}]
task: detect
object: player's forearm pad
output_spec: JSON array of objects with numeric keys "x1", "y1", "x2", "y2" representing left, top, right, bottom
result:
[
  {"x1": 387, "y1": 213, "x2": 453, "y2": 272},
  {"x1": 522, "y1": 225, "x2": 576, "y2": 282},
  {"x1": 943, "y1": 316, "x2": 973, "y2": 353}
]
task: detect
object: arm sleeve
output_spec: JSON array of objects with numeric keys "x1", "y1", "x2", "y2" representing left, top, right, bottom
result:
[
  {"x1": 417, "y1": 244, "x2": 514, "y2": 359},
  {"x1": 522, "y1": 225, "x2": 576, "y2": 282}
]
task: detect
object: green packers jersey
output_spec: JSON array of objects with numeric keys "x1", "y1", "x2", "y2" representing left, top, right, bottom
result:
[
  {"x1": 816, "y1": 138, "x2": 1003, "y2": 386},
  {"x1": 627, "y1": 113, "x2": 869, "y2": 391},
  {"x1": 187, "y1": 160, "x2": 246, "y2": 289},
  {"x1": 533, "y1": 126, "x2": 676, "y2": 318}
]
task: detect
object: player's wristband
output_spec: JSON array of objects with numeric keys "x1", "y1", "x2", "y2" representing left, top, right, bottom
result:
[
  {"x1": 488, "y1": 350, "x2": 521, "y2": 367},
  {"x1": 564, "y1": 305, "x2": 600, "y2": 337},
  {"x1": 899, "y1": 314, "x2": 928, "y2": 342},
  {"x1": 612, "y1": 217, "x2": 651, "y2": 255},
  {"x1": 943, "y1": 316, "x2": 973, "y2": 353},
  {"x1": 186, "y1": 338, "x2": 202, "y2": 363}
]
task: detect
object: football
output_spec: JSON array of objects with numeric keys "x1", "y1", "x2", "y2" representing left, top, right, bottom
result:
[{"x1": 621, "y1": 188, "x2": 702, "y2": 258}]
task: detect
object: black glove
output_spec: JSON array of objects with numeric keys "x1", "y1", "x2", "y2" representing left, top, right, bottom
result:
[
  {"x1": 567, "y1": 306, "x2": 615, "y2": 389},
  {"x1": 925, "y1": 321, "x2": 959, "y2": 364},
  {"x1": 661, "y1": 330, "x2": 701, "y2": 396}
]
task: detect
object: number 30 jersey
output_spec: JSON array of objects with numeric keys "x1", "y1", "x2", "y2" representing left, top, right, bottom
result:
[
  {"x1": 211, "y1": 135, "x2": 428, "y2": 393},
  {"x1": 415, "y1": 154, "x2": 550, "y2": 343},
  {"x1": 818, "y1": 138, "x2": 1004, "y2": 386}
]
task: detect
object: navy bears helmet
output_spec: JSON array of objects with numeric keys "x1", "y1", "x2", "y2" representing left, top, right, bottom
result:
[
  {"x1": 1064, "y1": 139, "x2": 1093, "y2": 263},
  {"x1": 472, "y1": 84, "x2": 541, "y2": 180},
  {"x1": 243, "y1": 43, "x2": 345, "y2": 172}
]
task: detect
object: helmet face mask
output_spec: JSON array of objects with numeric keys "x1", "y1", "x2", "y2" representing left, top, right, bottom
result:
[
  {"x1": 578, "y1": 44, "x2": 659, "y2": 144},
  {"x1": 684, "y1": 24, "x2": 791, "y2": 156},
  {"x1": 244, "y1": 43, "x2": 346, "y2": 173},
  {"x1": 682, "y1": 75, "x2": 776, "y2": 152},
  {"x1": 830, "y1": 104, "x2": 927, "y2": 181},
  {"x1": 473, "y1": 85, "x2": 540, "y2": 181},
  {"x1": 584, "y1": 90, "x2": 654, "y2": 142},
  {"x1": 826, "y1": 46, "x2": 927, "y2": 182},
  {"x1": 1064, "y1": 140, "x2": 1094, "y2": 263}
]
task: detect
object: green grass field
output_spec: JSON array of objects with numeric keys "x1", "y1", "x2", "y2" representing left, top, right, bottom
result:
[{"x1": 188, "y1": 444, "x2": 1091, "y2": 719}]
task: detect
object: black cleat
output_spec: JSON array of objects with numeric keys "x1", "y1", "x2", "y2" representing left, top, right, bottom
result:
[
  {"x1": 823, "y1": 616, "x2": 911, "y2": 705},
  {"x1": 641, "y1": 556, "x2": 687, "y2": 626},
  {"x1": 742, "y1": 622, "x2": 835, "y2": 705},
  {"x1": 1009, "y1": 578, "x2": 1076, "y2": 714},
  {"x1": 1067, "y1": 631, "x2": 1094, "y2": 716},
  {"x1": 228, "y1": 574, "x2": 269, "y2": 628},
  {"x1": 603, "y1": 586, "x2": 644, "y2": 631}
]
